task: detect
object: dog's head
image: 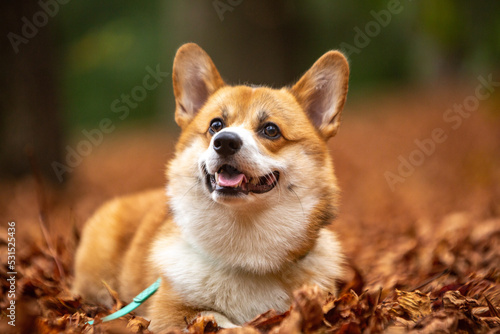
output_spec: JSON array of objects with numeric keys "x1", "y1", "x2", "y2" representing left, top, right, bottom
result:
[
  {"x1": 166, "y1": 43, "x2": 349, "y2": 272},
  {"x1": 168, "y1": 43, "x2": 348, "y2": 205}
]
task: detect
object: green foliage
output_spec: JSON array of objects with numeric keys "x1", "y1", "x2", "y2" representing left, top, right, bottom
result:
[
  {"x1": 56, "y1": 0, "x2": 500, "y2": 130},
  {"x1": 57, "y1": 1, "x2": 161, "y2": 130}
]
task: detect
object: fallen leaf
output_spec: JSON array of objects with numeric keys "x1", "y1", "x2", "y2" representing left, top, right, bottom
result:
[
  {"x1": 269, "y1": 309, "x2": 302, "y2": 334},
  {"x1": 324, "y1": 290, "x2": 359, "y2": 325},
  {"x1": 442, "y1": 290, "x2": 479, "y2": 310},
  {"x1": 188, "y1": 315, "x2": 219, "y2": 334},
  {"x1": 244, "y1": 309, "x2": 289, "y2": 332},
  {"x1": 291, "y1": 285, "x2": 324, "y2": 332},
  {"x1": 126, "y1": 316, "x2": 151, "y2": 333},
  {"x1": 395, "y1": 290, "x2": 432, "y2": 321}
]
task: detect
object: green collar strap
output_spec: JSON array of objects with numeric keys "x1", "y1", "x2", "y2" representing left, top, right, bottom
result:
[{"x1": 87, "y1": 278, "x2": 161, "y2": 325}]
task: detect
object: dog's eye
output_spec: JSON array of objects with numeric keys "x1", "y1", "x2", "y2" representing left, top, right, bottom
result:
[
  {"x1": 209, "y1": 118, "x2": 224, "y2": 134},
  {"x1": 262, "y1": 123, "x2": 281, "y2": 139}
]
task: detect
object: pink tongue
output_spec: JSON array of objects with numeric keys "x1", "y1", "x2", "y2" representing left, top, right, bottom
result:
[{"x1": 218, "y1": 172, "x2": 246, "y2": 187}]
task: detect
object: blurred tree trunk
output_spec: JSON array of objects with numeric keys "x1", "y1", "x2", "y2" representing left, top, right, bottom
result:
[
  {"x1": 162, "y1": 0, "x2": 302, "y2": 87},
  {"x1": 0, "y1": 0, "x2": 63, "y2": 183},
  {"x1": 159, "y1": 0, "x2": 305, "y2": 124}
]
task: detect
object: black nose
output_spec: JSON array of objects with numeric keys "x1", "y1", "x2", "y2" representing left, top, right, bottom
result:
[{"x1": 213, "y1": 132, "x2": 242, "y2": 156}]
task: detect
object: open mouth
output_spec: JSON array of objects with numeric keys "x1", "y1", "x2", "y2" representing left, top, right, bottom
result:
[{"x1": 206, "y1": 164, "x2": 279, "y2": 195}]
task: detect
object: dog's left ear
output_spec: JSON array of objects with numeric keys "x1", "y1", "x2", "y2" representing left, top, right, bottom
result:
[
  {"x1": 173, "y1": 43, "x2": 225, "y2": 128},
  {"x1": 291, "y1": 51, "x2": 349, "y2": 139}
]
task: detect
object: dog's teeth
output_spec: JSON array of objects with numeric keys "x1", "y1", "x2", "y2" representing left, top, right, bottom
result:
[
  {"x1": 215, "y1": 172, "x2": 219, "y2": 185},
  {"x1": 265, "y1": 174, "x2": 275, "y2": 185},
  {"x1": 250, "y1": 178, "x2": 258, "y2": 185},
  {"x1": 270, "y1": 174, "x2": 276, "y2": 182}
]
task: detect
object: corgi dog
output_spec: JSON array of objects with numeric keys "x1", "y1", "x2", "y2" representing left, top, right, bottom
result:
[{"x1": 73, "y1": 43, "x2": 349, "y2": 332}]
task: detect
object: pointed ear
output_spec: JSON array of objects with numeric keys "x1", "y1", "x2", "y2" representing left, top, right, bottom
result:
[
  {"x1": 291, "y1": 51, "x2": 349, "y2": 139},
  {"x1": 172, "y1": 43, "x2": 225, "y2": 128}
]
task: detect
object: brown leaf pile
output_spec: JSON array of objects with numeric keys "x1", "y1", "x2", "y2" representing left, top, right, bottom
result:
[{"x1": 1, "y1": 216, "x2": 499, "y2": 333}]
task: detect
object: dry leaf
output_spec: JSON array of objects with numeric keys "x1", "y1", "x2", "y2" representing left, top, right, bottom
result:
[
  {"x1": 324, "y1": 290, "x2": 359, "y2": 325},
  {"x1": 220, "y1": 327, "x2": 261, "y2": 334},
  {"x1": 244, "y1": 309, "x2": 289, "y2": 331},
  {"x1": 188, "y1": 315, "x2": 219, "y2": 334},
  {"x1": 126, "y1": 316, "x2": 151, "y2": 333},
  {"x1": 269, "y1": 309, "x2": 302, "y2": 334},
  {"x1": 442, "y1": 290, "x2": 479, "y2": 310},
  {"x1": 395, "y1": 290, "x2": 431, "y2": 321},
  {"x1": 292, "y1": 285, "x2": 324, "y2": 332}
]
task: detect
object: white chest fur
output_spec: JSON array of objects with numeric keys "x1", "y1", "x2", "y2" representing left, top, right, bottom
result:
[
  {"x1": 151, "y1": 237, "x2": 289, "y2": 324},
  {"x1": 151, "y1": 229, "x2": 343, "y2": 325}
]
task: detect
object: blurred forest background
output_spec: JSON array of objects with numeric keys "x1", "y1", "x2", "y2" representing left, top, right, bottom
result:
[{"x1": 1, "y1": 0, "x2": 499, "y2": 182}]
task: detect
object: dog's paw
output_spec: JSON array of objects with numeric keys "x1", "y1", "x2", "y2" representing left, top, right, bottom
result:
[{"x1": 198, "y1": 311, "x2": 240, "y2": 329}]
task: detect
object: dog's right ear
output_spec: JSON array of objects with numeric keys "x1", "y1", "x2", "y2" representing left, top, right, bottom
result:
[
  {"x1": 291, "y1": 51, "x2": 349, "y2": 139},
  {"x1": 172, "y1": 43, "x2": 225, "y2": 128}
]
